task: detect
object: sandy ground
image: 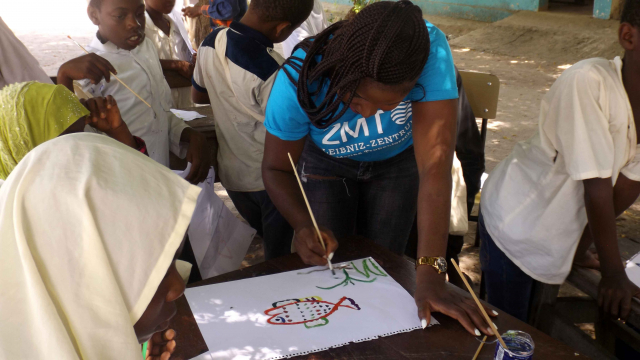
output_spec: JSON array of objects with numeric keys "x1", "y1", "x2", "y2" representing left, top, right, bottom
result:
[{"x1": 5, "y1": 2, "x2": 640, "y2": 304}]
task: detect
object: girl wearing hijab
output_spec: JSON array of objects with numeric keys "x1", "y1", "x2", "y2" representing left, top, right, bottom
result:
[
  {"x1": 0, "y1": 81, "x2": 146, "y2": 180},
  {"x1": 0, "y1": 133, "x2": 201, "y2": 359}
]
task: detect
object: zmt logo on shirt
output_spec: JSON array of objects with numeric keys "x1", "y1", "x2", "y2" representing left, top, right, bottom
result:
[{"x1": 322, "y1": 101, "x2": 412, "y2": 145}]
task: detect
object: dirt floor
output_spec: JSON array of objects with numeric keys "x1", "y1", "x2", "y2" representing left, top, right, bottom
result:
[{"x1": 5, "y1": 1, "x2": 640, "y2": 302}]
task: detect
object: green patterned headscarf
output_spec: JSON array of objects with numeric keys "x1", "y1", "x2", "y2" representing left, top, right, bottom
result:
[{"x1": 0, "y1": 82, "x2": 90, "y2": 179}]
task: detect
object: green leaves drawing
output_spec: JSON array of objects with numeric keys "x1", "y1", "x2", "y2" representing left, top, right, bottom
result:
[{"x1": 316, "y1": 258, "x2": 387, "y2": 290}]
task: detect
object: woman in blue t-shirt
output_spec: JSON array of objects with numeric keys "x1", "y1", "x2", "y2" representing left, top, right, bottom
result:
[{"x1": 263, "y1": 1, "x2": 496, "y2": 335}]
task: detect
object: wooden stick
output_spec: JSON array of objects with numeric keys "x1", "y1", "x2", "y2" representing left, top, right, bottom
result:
[
  {"x1": 287, "y1": 153, "x2": 333, "y2": 272},
  {"x1": 472, "y1": 336, "x2": 488, "y2": 360},
  {"x1": 451, "y1": 259, "x2": 507, "y2": 349},
  {"x1": 67, "y1": 36, "x2": 151, "y2": 108}
]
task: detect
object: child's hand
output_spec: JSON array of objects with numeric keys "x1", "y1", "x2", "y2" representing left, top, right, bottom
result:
[
  {"x1": 598, "y1": 273, "x2": 640, "y2": 320},
  {"x1": 184, "y1": 130, "x2": 212, "y2": 184},
  {"x1": 80, "y1": 96, "x2": 125, "y2": 134},
  {"x1": 574, "y1": 248, "x2": 600, "y2": 270},
  {"x1": 191, "y1": 52, "x2": 197, "y2": 65},
  {"x1": 145, "y1": 329, "x2": 177, "y2": 360},
  {"x1": 177, "y1": 61, "x2": 195, "y2": 79},
  {"x1": 182, "y1": 6, "x2": 201, "y2": 18},
  {"x1": 58, "y1": 53, "x2": 116, "y2": 85}
]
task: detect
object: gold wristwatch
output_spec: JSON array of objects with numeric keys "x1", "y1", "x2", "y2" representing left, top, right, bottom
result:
[{"x1": 416, "y1": 256, "x2": 447, "y2": 274}]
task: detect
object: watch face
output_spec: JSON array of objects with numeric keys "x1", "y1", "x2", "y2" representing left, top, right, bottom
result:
[{"x1": 435, "y1": 258, "x2": 447, "y2": 273}]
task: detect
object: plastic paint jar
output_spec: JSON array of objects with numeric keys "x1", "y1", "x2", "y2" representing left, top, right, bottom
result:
[{"x1": 494, "y1": 330, "x2": 535, "y2": 360}]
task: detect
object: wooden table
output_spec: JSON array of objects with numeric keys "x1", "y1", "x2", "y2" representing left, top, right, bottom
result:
[
  {"x1": 169, "y1": 237, "x2": 589, "y2": 360},
  {"x1": 181, "y1": 106, "x2": 216, "y2": 134}
]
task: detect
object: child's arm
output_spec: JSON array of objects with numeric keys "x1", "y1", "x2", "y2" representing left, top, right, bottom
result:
[
  {"x1": 576, "y1": 173, "x2": 640, "y2": 268},
  {"x1": 179, "y1": 127, "x2": 212, "y2": 184},
  {"x1": 184, "y1": 0, "x2": 238, "y2": 20},
  {"x1": 191, "y1": 86, "x2": 210, "y2": 105},
  {"x1": 190, "y1": 49, "x2": 210, "y2": 105},
  {"x1": 80, "y1": 96, "x2": 137, "y2": 149},
  {"x1": 583, "y1": 176, "x2": 640, "y2": 320},
  {"x1": 182, "y1": 5, "x2": 202, "y2": 18},
  {"x1": 57, "y1": 54, "x2": 116, "y2": 92},
  {"x1": 160, "y1": 59, "x2": 194, "y2": 88}
]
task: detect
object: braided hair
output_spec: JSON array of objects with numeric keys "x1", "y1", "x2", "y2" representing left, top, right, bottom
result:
[{"x1": 283, "y1": 0, "x2": 430, "y2": 129}]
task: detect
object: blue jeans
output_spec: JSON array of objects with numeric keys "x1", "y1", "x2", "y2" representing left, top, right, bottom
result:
[
  {"x1": 297, "y1": 139, "x2": 419, "y2": 255},
  {"x1": 479, "y1": 212, "x2": 537, "y2": 322}
]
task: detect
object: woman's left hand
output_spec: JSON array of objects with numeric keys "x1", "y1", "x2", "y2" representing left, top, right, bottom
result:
[
  {"x1": 415, "y1": 267, "x2": 498, "y2": 336},
  {"x1": 145, "y1": 328, "x2": 177, "y2": 360}
]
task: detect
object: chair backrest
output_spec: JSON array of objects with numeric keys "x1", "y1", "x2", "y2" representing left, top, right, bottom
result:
[{"x1": 459, "y1": 71, "x2": 500, "y2": 120}]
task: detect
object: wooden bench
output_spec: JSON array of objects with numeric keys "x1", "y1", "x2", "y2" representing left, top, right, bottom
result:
[{"x1": 531, "y1": 252, "x2": 640, "y2": 358}]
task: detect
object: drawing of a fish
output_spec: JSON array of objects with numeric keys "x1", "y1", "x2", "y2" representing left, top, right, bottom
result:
[{"x1": 264, "y1": 296, "x2": 360, "y2": 328}]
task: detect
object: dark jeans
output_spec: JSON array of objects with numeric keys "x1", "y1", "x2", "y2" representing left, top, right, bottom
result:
[
  {"x1": 297, "y1": 139, "x2": 419, "y2": 255},
  {"x1": 227, "y1": 189, "x2": 293, "y2": 260},
  {"x1": 479, "y1": 212, "x2": 537, "y2": 322}
]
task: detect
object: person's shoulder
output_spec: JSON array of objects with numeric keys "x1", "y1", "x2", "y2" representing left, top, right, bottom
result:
[
  {"x1": 423, "y1": 19, "x2": 448, "y2": 46},
  {"x1": 225, "y1": 30, "x2": 280, "y2": 81},
  {"x1": 563, "y1": 58, "x2": 616, "y2": 78},
  {"x1": 200, "y1": 26, "x2": 226, "y2": 50},
  {"x1": 553, "y1": 58, "x2": 615, "y2": 91}
]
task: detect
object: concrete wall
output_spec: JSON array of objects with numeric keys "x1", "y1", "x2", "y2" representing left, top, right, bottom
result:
[{"x1": 594, "y1": 0, "x2": 624, "y2": 19}]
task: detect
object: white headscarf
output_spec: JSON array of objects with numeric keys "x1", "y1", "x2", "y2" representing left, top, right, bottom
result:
[{"x1": 0, "y1": 133, "x2": 201, "y2": 360}]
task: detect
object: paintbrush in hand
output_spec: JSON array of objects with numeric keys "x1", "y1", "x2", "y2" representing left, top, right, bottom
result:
[{"x1": 288, "y1": 152, "x2": 335, "y2": 275}]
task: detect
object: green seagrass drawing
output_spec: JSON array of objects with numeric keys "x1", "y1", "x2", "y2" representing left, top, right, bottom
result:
[{"x1": 316, "y1": 258, "x2": 388, "y2": 290}]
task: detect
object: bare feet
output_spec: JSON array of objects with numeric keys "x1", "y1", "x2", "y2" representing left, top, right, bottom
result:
[{"x1": 574, "y1": 248, "x2": 600, "y2": 269}]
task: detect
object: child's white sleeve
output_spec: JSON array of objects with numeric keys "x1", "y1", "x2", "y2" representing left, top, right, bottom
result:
[
  {"x1": 167, "y1": 111, "x2": 190, "y2": 158},
  {"x1": 621, "y1": 147, "x2": 640, "y2": 182},
  {"x1": 540, "y1": 68, "x2": 614, "y2": 181},
  {"x1": 192, "y1": 52, "x2": 207, "y2": 94}
]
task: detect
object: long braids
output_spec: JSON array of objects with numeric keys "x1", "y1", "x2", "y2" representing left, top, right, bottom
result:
[{"x1": 283, "y1": 0, "x2": 430, "y2": 129}]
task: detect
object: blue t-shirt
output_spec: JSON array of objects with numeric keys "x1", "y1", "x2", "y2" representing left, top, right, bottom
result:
[{"x1": 264, "y1": 20, "x2": 458, "y2": 162}]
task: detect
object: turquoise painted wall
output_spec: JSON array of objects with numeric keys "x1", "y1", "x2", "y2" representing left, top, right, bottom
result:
[{"x1": 593, "y1": 0, "x2": 612, "y2": 19}]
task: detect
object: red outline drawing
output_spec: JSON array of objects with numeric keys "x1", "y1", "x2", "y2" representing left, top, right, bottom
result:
[{"x1": 264, "y1": 296, "x2": 360, "y2": 329}]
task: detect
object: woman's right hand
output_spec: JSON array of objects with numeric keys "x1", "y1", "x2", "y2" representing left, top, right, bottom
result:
[{"x1": 294, "y1": 224, "x2": 339, "y2": 266}]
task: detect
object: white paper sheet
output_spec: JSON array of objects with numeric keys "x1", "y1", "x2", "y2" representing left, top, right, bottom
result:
[
  {"x1": 169, "y1": 1, "x2": 195, "y2": 56},
  {"x1": 185, "y1": 257, "x2": 435, "y2": 360},
  {"x1": 626, "y1": 251, "x2": 640, "y2": 287},
  {"x1": 174, "y1": 165, "x2": 256, "y2": 279},
  {"x1": 171, "y1": 109, "x2": 207, "y2": 121}
]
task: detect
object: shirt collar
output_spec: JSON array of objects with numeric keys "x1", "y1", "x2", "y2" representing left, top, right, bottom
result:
[
  {"x1": 87, "y1": 32, "x2": 139, "y2": 55},
  {"x1": 229, "y1": 21, "x2": 273, "y2": 48}
]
